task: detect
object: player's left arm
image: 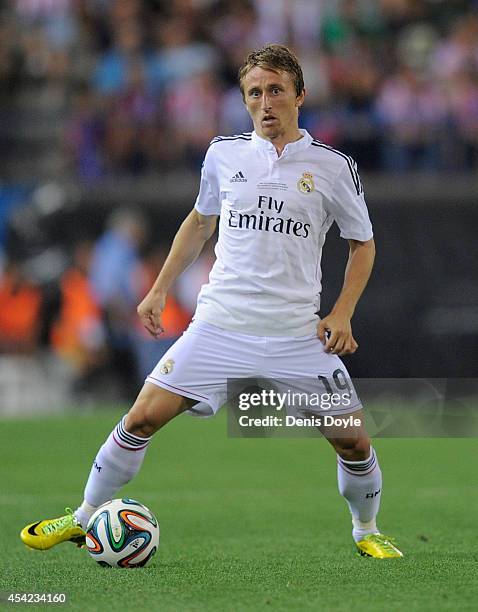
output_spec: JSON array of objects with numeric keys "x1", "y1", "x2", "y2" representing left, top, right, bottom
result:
[{"x1": 318, "y1": 237, "x2": 375, "y2": 355}]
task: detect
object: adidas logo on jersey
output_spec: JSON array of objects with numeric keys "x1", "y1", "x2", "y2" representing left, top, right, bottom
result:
[{"x1": 230, "y1": 171, "x2": 247, "y2": 183}]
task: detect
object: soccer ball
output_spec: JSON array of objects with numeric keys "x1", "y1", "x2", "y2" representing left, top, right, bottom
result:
[{"x1": 85, "y1": 498, "x2": 160, "y2": 568}]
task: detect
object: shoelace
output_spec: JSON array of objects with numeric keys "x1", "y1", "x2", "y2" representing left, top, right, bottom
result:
[{"x1": 41, "y1": 508, "x2": 76, "y2": 535}]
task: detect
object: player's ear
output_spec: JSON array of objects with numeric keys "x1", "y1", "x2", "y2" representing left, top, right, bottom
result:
[{"x1": 296, "y1": 89, "x2": 306, "y2": 108}]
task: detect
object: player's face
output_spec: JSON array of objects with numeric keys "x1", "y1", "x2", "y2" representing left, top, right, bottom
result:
[{"x1": 242, "y1": 66, "x2": 305, "y2": 144}]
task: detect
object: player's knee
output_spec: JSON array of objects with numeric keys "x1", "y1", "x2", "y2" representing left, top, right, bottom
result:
[
  {"x1": 335, "y1": 436, "x2": 370, "y2": 461},
  {"x1": 124, "y1": 384, "x2": 187, "y2": 437}
]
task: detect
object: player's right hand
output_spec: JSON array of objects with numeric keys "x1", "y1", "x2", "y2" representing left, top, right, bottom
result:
[{"x1": 137, "y1": 290, "x2": 166, "y2": 338}]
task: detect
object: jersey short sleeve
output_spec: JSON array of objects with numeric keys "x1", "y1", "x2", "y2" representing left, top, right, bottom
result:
[
  {"x1": 326, "y1": 158, "x2": 373, "y2": 241},
  {"x1": 194, "y1": 146, "x2": 221, "y2": 216}
]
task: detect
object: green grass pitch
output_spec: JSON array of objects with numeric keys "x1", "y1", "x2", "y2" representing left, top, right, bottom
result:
[{"x1": 1, "y1": 409, "x2": 477, "y2": 611}]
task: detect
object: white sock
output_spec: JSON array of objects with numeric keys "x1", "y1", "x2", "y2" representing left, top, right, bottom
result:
[
  {"x1": 337, "y1": 447, "x2": 382, "y2": 542},
  {"x1": 74, "y1": 416, "x2": 151, "y2": 528}
]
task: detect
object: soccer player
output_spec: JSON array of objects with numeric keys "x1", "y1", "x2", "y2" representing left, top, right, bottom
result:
[{"x1": 21, "y1": 45, "x2": 402, "y2": 559}]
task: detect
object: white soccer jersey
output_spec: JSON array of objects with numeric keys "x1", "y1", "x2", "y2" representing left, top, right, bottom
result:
[{"x1": 193, "y1": 129, "x2": 373, "y2": 336}]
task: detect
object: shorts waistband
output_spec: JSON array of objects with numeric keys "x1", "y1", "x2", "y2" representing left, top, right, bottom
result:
[{"x1": 189, "y1": 318, "x2": 318, "y2": 342}]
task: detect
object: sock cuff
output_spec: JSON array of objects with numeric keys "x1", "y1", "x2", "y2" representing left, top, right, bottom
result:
[
  {"x1": 338, "y1": 447, "x2": 377, "y2": 476},
  {"x1": 112, "y1": 416, "x2": 151, "y2": 451},
  {"x1": 352, "y1": 517, "x2": 377, "y2": 531}
]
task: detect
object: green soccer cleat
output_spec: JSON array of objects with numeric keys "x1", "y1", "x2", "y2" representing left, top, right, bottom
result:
[
  {"x1": 20, "y1": 508, "x2": 86, "y2": 551},
  {"x1": 356, "y1": 533, "x2": 403, "y2": 559}
]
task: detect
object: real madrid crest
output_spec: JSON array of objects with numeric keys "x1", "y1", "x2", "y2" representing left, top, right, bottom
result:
[
  {"x1": 297, "y1": 171, "x2": 315, "y2": 194},
  {"x1": 160, "y1": 358, "x2": 174, "y2": 375}
]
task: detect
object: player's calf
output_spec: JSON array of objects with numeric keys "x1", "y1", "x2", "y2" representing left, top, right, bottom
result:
[
  {"x1": 332, "y1": 436, "x2": 370, "y2": 461},
  {"x1": 321, "y1": 409, "x2": 371, "y2": 461}
]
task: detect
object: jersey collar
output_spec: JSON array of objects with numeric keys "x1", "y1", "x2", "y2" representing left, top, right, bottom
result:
[{"x1": 251, "y1": 129, "x2": 313, "y2": 156}]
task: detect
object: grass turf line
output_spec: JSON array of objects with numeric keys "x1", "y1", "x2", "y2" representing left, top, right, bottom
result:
[{"x1": 1, "y1": 410, "x2": 477, "y2": 611}]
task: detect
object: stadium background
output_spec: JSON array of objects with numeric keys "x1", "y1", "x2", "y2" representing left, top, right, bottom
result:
[
  {"x1": 0, "y1": 1, "x2": 477, "y2": 610},
  {"x1": 1, "y1": 0, "x2": 477, "y2": 410}
]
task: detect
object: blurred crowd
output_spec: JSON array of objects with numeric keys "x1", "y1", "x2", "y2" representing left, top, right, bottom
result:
[
  {"x1": 0, "y1": 205, "x2": 214, "y2": 400},
  {"x1": 1, "y1": 0, "x2": 478, "y2": 177}
]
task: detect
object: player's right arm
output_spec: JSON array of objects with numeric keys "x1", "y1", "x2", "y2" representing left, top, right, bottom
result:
[{"x1": 137, "y1": 209, "x2": 217, "y2": 338}]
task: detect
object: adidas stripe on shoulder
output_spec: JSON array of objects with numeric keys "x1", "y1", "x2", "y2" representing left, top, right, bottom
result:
[
  {"x1": 311, "y1": 140, "x2": 363, "y2": 196},
  {"x1": 210, "y1": 132, "x2": 252, "y2": 145}
]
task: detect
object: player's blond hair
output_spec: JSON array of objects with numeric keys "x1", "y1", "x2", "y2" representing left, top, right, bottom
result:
[{"x1": 238, "y1": 44, "x2": 305, "y2": 99}]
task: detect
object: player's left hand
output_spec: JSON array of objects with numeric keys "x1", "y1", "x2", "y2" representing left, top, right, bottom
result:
[{"x1": 317, "y1": 313, "x2": 358, "y2": 356}]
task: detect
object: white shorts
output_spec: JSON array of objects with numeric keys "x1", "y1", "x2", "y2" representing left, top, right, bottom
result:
[{"x1": 146, "y1": 320, "x2": 362, "y2": 417}]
